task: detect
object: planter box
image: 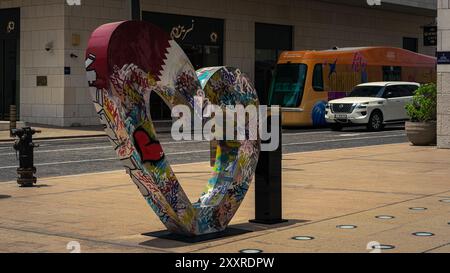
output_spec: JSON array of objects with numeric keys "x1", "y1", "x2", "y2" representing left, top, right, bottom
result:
[{"x1": 405, "y1": 121, "x2": 437, "y2": 146}]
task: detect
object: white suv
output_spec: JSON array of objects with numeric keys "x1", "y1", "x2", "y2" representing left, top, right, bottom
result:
[{"x1": 325, "y1": 82, "x2": 420, "y2": 131}]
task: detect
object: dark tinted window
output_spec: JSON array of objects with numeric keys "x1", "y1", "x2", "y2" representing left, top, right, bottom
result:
[
  {"x1": 383, "y1": 66, "x2": 402, "y2": 81},
  {"x1": 269, "y1": 63, "x2": 307, "y2": 107},
  {"x1": 403, "y1": 37, "x2": 418, "y2": 53},
  {"x1": 348, "y1": 86, "x2": 383, "y2": 97},
  {"x1": 384, "y1": 85, "x2": 418, "y2": 98},
  {"x1": 383, "y1": 86, "x2": 402, "y2": 98},
  {"x1": 404, "y1": 85, "x2": 419, "y2": 96},
  {"x1": 312, "y1": 64, "x2": 324, "y2": 91}
]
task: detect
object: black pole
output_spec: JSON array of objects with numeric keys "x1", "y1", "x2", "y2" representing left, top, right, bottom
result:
[
  {"x1": 131, "y1": 0, "x2": 141, "y2": 21},
  {"x1": 250, "y1": 109, "x2": 287, "y2": 224}
]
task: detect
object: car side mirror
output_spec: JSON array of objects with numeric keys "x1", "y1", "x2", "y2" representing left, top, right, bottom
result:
[{"x1": 384, "y1": 91, "x2": 393, "y2": 98}]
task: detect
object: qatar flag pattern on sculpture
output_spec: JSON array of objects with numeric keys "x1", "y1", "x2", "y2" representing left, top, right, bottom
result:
[{"x1": 85, "y1": 21, "x2": 260, "y2": 235}]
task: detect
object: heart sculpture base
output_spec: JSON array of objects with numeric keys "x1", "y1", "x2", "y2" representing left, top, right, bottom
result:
[{"x1": 142, "y1": 228, "x2": 252, "y2": 243}]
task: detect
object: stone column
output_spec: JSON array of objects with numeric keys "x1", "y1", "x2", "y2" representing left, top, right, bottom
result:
[{"x1": 438, "y1": 0, "x2": 450, "y2": 148}]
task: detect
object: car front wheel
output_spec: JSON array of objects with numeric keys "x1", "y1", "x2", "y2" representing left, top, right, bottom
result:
[{"x1": 367, "y1": 111, "x2": 384, "y2": 131}]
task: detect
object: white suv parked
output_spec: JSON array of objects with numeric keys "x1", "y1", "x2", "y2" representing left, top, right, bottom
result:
[{"x1": 325, "y1": 82, "x2": 420, "y2": 131}]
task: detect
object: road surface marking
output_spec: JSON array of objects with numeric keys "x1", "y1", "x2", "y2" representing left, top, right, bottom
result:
[
  {"x1": 0, "y1": 140, "x2": 210, "y2": 156},
  {"x1": 0, "y1": 149, "x2": 211, "y2": 169},
  {"x1": 0, "y1": 134, "x2": 405, "y2": 170},
  {"x1": 283, "y1": 134, "x2": 405, "y2": 146}
]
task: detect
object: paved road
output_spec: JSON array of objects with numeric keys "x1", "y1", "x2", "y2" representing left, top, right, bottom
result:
[{"x1": 0, "y1": 125, "x2": 407, "y2": 182}]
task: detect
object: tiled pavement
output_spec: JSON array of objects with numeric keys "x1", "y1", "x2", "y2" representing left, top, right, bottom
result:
[{"x1": 0, "y1": 143, "x2": 448, "y2": 253}]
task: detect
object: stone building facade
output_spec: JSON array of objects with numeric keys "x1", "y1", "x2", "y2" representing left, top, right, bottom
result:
[{"x1": 0, "y1": 0, "x2": 437, "y2": 126}]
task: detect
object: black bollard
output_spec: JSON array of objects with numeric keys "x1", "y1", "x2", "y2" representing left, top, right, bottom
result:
[
  {"x1": 11, "y1": 127, "x2": 41, "y2": 187},
  {"x1": 250, "y1": 108, "x2": 287, "y2": 224}
]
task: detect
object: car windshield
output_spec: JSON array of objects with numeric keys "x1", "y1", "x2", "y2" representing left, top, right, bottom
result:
[
  {"x1": 348, "y1": 86, "x2": 383, "y2": 97},
  {"x1": 269, "y1": 63, "x2": 307, "y2": 107}
]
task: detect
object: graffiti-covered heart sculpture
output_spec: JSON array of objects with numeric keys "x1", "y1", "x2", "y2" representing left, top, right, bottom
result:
[{"x1": 85, "y1": 21, "x2": 260, "y2": 236}]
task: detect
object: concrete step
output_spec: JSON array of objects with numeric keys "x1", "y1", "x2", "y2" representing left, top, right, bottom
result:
[
  {"x1": 0, "y1": 121, "x2": 27, "y2": 131},
  {"x1": 153, "y1": 120, "x2": 173, "y2": 133}
]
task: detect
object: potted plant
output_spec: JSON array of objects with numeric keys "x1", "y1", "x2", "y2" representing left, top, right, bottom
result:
[{"x1": 405, "y1": 83, "x2": 437, "y2": 146}]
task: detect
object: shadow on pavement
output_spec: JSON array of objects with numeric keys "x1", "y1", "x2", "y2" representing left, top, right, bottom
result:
[{"x1": 139, "y1": 219, "x2": 309, "y2": 248}]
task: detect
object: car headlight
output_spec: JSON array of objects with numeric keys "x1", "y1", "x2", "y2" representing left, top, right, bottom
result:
[{"x1": 356, "y1": 103, "x2": 368, "y2": 109}]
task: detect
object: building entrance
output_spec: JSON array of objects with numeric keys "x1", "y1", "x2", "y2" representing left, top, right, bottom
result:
[
  {"x1": 0, "y1": 8, "x2": 20, "y2": 120},
  {"x1": 142, "y1": 11, "x2": 224, "y2": 120}
]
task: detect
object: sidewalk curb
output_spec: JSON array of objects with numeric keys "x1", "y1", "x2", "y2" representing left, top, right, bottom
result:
[
  {"x1": 0, "y1": 128, "x2": 173, "y2": 143},
  {"x1": 0, "y1": 134, "x2": 107, "y2": 143}
]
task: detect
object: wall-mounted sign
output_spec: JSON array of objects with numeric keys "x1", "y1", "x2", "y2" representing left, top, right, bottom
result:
[
  {"x1": 36, "y1": 76, "x2": 48, "y2": 86},
  {"x1": 72, "y1": 33, "x2": 81, "y2": 46},
  {"x1": 6, "y1": 21, "x2": 15, "y2": 33},
  {"x1": 210, "y1": 32, "x2": 218, "y2": 43},
  {"x1": 437, "y1": 52, "x2": 450, "y2": 65},
  {"x1": 170, "y1": 20, "x2": 194, "y2": 41},
  {"x1": 142, "y1": 12, "x2": 224, "y2": 46},
  {"x1": 424, "y1": 26, "x2": 437, "y2": 46},
  {"x1": 0, "y1": 8, "x2": 20, "y2": 39}
]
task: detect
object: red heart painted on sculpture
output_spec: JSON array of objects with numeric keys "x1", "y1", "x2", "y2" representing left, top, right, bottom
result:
[{"x1": 133, "y1": 128, "x2": 165, "y2": 163}]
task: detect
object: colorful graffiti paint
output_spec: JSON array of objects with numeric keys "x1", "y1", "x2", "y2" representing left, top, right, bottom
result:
[{"x1": 85, "y1": 21, "x2": 260, "y2": 236}]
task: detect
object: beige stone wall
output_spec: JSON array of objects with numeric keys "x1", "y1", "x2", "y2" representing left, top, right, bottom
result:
[
  {"x1": 141, "y1": 0, "x2": 436, "y2": 83},
  {"x1": 0, "y1": 0, "x2": 437, "y2": 126},
  {"x1": 0, "y1": 0, "x2": 129, "y2": 126},
  {"x1": 64, "y1": 0, "x2": 130, "y2": 126},
  {"x1": 1, "y1": 0, "x2": 65, "y2": 126},
  {"x1": 437, "y1": 0, "x2": 450, "y2": 148}
]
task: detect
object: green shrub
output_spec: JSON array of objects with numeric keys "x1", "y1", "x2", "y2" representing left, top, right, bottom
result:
[{"x1": 406, "y1": 83, "x2": 437, "y2": 122}]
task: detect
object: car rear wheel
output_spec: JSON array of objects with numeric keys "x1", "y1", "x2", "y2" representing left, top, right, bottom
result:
[{"x1": 367, "y1": 111, "x2": 384, "y2": 131}]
